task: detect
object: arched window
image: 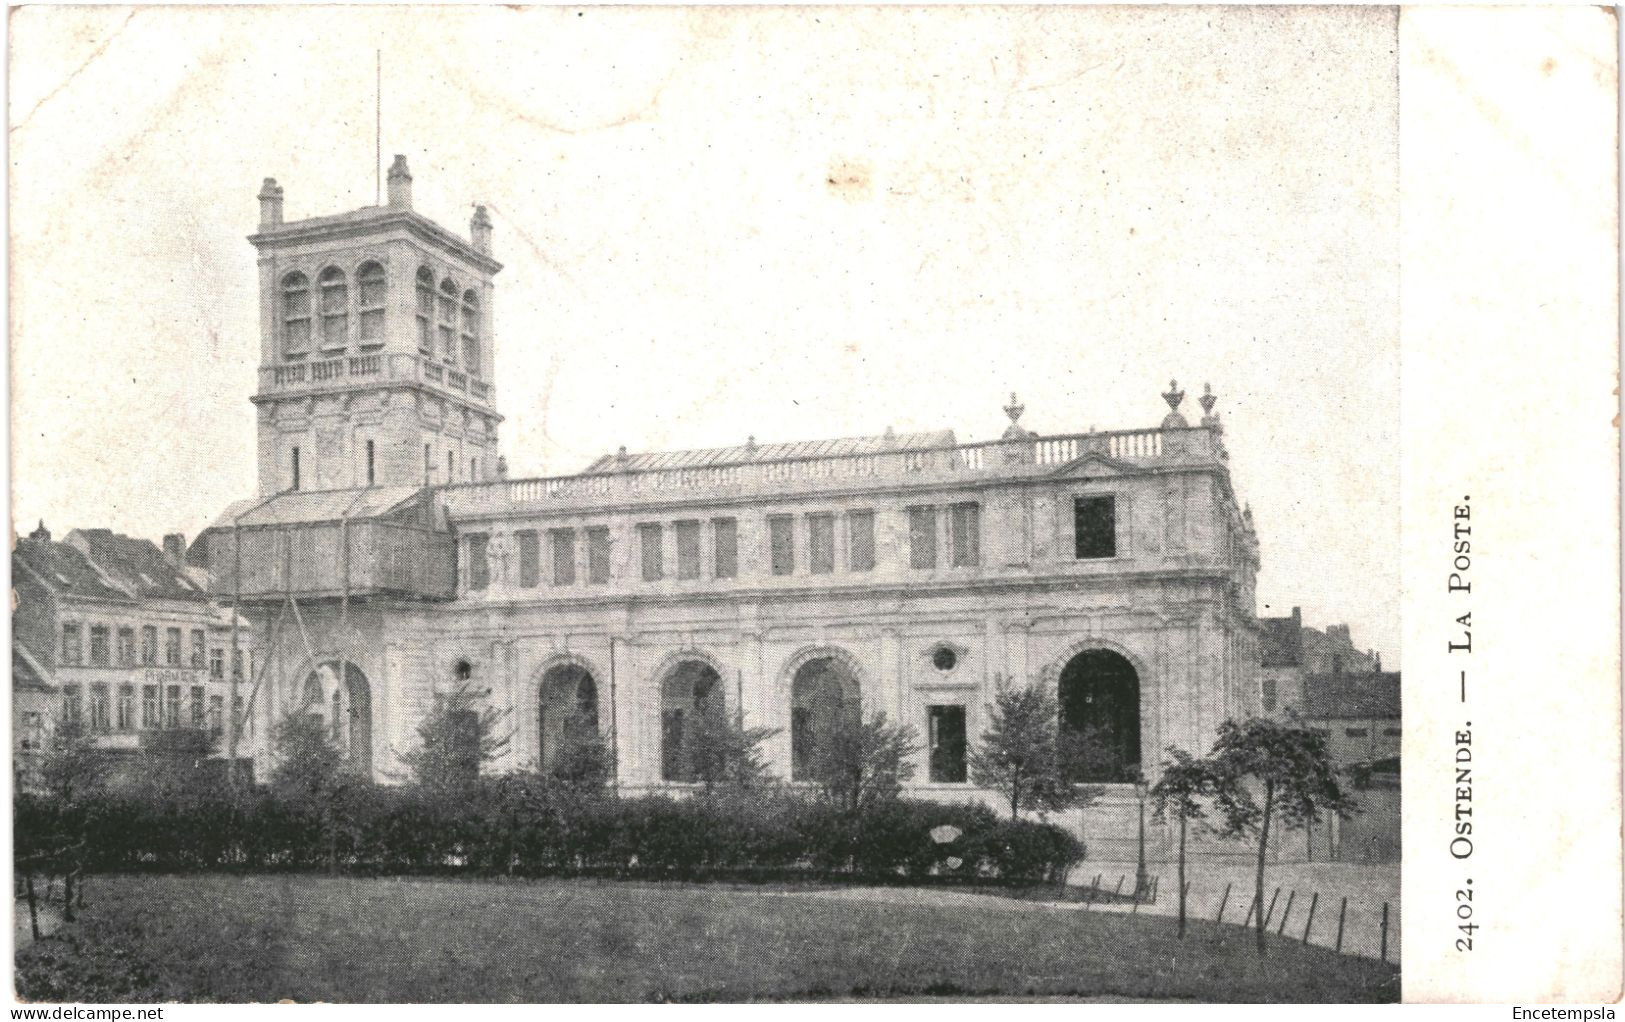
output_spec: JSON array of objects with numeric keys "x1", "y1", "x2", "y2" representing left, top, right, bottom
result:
[
  {"x1": 538, "y1": 664, "x2": 599, "y2": 775},
  {"x1": 281, "y1": 272, "x2": 311, "y2": 357},
  {"x1": 660, "y1": 660, "x2": 723, "y2": 782},
  {"x1": 438, "y1": 279, "x2": 458, "y2": 363},
  {"x1": 357, "y1": 262, "x2": 386, "y2": 345},
  {"x1": 318, "y1": 267, "x2": 348, "y2": 349},
  {"x1": 790, "y1": 656, "x2": 861, "y2": 781},
  {"x1": 415, "y1": 267, "x2": 435, "y2": 354},
  {"x1": 461, "y1": 289, "x2": 481, "y2": 377}
]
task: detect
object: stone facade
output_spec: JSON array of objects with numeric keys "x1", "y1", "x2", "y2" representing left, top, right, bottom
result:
[{"x1": 200, "y1": 163, "x2": 1268, "y2": 855}]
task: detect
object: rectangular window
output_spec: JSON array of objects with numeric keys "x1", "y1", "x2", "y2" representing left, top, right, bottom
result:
[
  {"x1": 551, "y1": 529, "x2": 577, "y2": 586},
  {"x1": 89, "y1": 625, "x2": 110, "y2": 667},
  {"x1": 165, "y1": 627, "x2": 182, "y2": 666},
  {"x1": 191, "y1": 686, "x2": 207, "y2": 729},
  {"x1": 210, "y1": 648, "x2": 224, "y2": 681},
  {"x1": 448, "y1": 707, "x2": 480, "y2": 783},
  {"x1": 1262, "y1": 677, "x2": 1278, "y2": 712},
  {"x1": 208, "y1": 696, "x2": 225, "y2": 736},
  {"x1": 366, "y1": 440, "x2": 376, "y2": 485},
  {"x1": 908, "y1": 506, "x2": 938, "y2": 569},
  {"x1": 675, "y1": 520, "x2": 702, "y2": 580},
  {"x1": 447, "y1": 451, "x2": 455, "y2": 482},
  {"x1": 808, "y1": 513, "x2": 835, "y2": 575},
  {"x1": 949, "y1": 503, "x2": 981, "y2": 567},
  {"x1": 848, "y1": 510, "x2": 875, "y2": 572},
  {"x1": 62, "y1": 685, "x2": 83, "y2": 728},
  {"x1": 712, "y1": 518, "x2": 738, "y2": 579},
  {"x1": 116, "y1": 627, "x2": 136, "y2": 667},
  {"x1": 769, "y1": 515, "x2": 795, "y2": 576},
  {"x1": 140, "y1": 625, "x2": 157, "y2": 665},
  {"x1": 467, "y1": 533, "x2": 490, "y2": 591},
  {"x1": 587, "y1": 527, "x2": 611, "y2": 584},
  {"x1": 291, "y1": 447, "x2": 301, "y2": 491},
  {"x1": 231, "y1": 649, "x2": 245, "y2": 682},
  {"x1": 142, "y1": 685, "x2": 159, "y2": 729},
  {"x1": 1074, "y1": 495, "x2": 1117, "y2": 559},
  {"x1": 116, "y1": 685, "x2": 135, "y2": 731},
  {"x1": 191, "y1": 629, "x2": 206, "y2": 669},
  {"x1": 516, "y1": 530, "x2": 540, "y2": 588},
  {"x1": 1345, "y1": 727, "x2": 1368, "y2": 738},
  {"x1": 928, "y1": 705, "x2": 968, "y2": 783},
  {"x1": 19, "y1": 712, "x2": 43, "y2": 751},
  {"x1": 89, "y1": 684, "x2": 111, "y2": 732},
  {"x1": 791, "y1": 707, "x2": 814, "y2": 781},
  {"x1": 165, "y1": 686, "x2": 181, "y2": 729},
  {"x1": 1382, "y1": 727, "x2": 1402, "y2": 737},
  {"x1": 639, "y1": 523, "x2": 664, "y2": 581},
  {"x1": 61, "y1": 622, "x2": 82, "y2": 665}
]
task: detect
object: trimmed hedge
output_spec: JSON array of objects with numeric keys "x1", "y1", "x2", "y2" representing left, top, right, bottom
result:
[{"x1": 15, "y1": 780, "x2": 1084, "y2": 887}]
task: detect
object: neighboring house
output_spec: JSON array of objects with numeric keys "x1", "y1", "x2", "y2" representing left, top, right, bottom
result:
[
  {"x1": 1258, "y1": 605, "x2": 1381, "y2": 718},
  {"x1": 186, "y1": 159, "x2": 1268, "y2": 858},
  {"x1": 11, "y1": 522, "x2": 252, "y2": 788},
  {"x1": 1303, "y1": 670, "x2": 1402, "y2": 773}
]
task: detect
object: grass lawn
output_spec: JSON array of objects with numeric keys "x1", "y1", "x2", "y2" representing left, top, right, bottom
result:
[{"x1": 17, "y1": 874, "x2": 1399, "y2": 1003}]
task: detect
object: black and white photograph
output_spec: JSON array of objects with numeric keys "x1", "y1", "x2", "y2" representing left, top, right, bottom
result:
[{"x1": 6, "y1": 3, "x2": 1618, "y2": 1007}]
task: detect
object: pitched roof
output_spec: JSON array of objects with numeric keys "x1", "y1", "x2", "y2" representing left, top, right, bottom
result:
[
  {"x1": 581, "y1": 430, "x2": 959, "y2": 474},
  {"x1": 204, "y1": 485, "x2": 425, "y2": 529},
  {"x1": 12, "y1": 642, "x2": 51, "y2": 691},
  {"x1": 1303, "y1": 671, "x2": 1401, "y2": 720},
  {"x1": 1259, "y1": 615, "x2": 1302, "y2": 667},
  {"x1": 68, "y1": 529, "x2": 207, "y2": 603},
  {"x1": 12, "y1": 536, "x2": 132, "y2": 602}
]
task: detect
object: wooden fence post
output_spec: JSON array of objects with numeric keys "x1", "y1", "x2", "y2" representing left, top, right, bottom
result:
[
  {"x1": 1084, "y1": 875, "x2": 1100, "y2": 911},
  {"x1": 1277, "y1": 890, "x2": 1296, "y2": 935},
  {"x1": 1302, "y1": 892, "x2": 1319, "y2": 944},
  {"x1": 1380, "y1": 902, "x2": 1390, "y2": 963},
  {"x1": 24, "y1": 871, "x2": 40, "y2": 941},
  {"x1": 1335, "y1": 897, "x2": 1348, "y2": 953},
  {"x1": 1242, "y1": 892, "x2": 1258, "y2": 927},
  {"x1": 1113, "y1": 875, "x2": 1125, "y2": 898},
  {"x1": 1263, "y1": 886, "x2": 1281, "y2": 927},
  {"x1": 1215, "y1": 881, "x2": 1232, "y2": 924}
]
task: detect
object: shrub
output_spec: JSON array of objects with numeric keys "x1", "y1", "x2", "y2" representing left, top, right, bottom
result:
[{"x1": 973, "y1": 819, "x2": 1085, "y2": 885}]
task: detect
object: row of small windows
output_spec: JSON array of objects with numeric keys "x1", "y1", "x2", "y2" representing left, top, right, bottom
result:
[
  {"x1": 462, "y1": 496, "x2": 1121, "y2": 591},
  {"x1": 1310, "y1": 726, "x2": 1403, "y2": 739},
  {"x1": 59, "y1": 621, "x2": 249, "y2": 680},
  {"x1": 280, "y1": 264, "x2": 481, "y2": 375},
  {"x1": 59, "y1": 682, "x2": 240, "y2": 736}
]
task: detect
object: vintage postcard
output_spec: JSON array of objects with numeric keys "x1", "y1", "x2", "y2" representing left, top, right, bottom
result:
[{"x1": 6, "y1": 3, "x2": 1618, "y2": 1008}]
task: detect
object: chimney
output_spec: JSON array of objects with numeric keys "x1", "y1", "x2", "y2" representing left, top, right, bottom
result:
[
  {"x1": 28, "y1": 520, "x2": 50, "y2": 543},
  {"x1": 257, "y1": 178, "x2": 284, "y2": 228},
  {"x1": 162, "y1": 533, "x2": 186, "y2": 569},
  {"x1": 386, "y1": 155, "x2": 413, "y2": 209},
  {"x1": 471, "y1": 204, "x2": 493, "y2": 255},
  {"x1": 1290, "y1": 606, "x2": 1302, "y2": 628}
]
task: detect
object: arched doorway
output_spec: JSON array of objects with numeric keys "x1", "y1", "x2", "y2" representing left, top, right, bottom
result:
[
  {"x1": 537, "y1": 663, "x2": 599, "y2": 773},
  {"x1": 790, "y1": 656, "x2": 861, "y2": 781},
  {"x1": 660, "y1": 660, "x2": 722, "y2": 782},
  {"x1": 301, "y1": 660, "x2": 373, "y2": 778},
  {"x1": 1057, "y1": 649, "x2": 1140, "y2": 783}
]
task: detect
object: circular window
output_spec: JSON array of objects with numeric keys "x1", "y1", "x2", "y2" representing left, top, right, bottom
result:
[
  {"x1": 453, "y1": 659, "x2": 473, "y2": 682},
  {"x1": 932, "y1": 646, "x2": 958, "y2": 672}
]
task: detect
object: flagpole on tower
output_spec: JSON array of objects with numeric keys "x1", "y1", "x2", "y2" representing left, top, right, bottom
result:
[{"x1": 375, "y1": 49, "x2": 382, "y2": 205}]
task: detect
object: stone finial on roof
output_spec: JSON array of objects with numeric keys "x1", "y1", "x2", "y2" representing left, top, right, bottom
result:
[
  {"x1": 1001, "y1": 392, "x2": 1033, "y2": 440},
  {"x1": 614, "y1": 445, "x2": 630, "y2": 470},
  {"x1": 496, "y1": 455, "x2": 509, "y2": 480},
  {"x1": 257, "y1": 177, "x2": 285, "y2": 228},
  {"x1": 28, "y1": 520, "x2": 49, "y2": 543},
  {"x1": 387, "y1": 155, "x2": 413, "y2": 209},
  {"x1": 1199, "y1": 382, "x2": 1223, "y2": 430},
  {"x1": 881, "y1": 426, "x2": 896, "y2": 448},
  {"x1": 1160, "y1": 378, "x2": 1188, "y2": 429},
  {"x1": 745, "y1": 435, "x2": 758, "y2": 455},
  {"x1": 471, "y1": 204, "x2": 493, "y2": 255}
]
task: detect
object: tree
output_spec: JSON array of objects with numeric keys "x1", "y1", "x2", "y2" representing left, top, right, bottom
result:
[
  {"x1": 811, "y1": 711, "x2": 920, "y2": 812},
  {"x1": 270, "y1": 710, "x2": 351, "y2": 872},
  {"x1": 22, "y1": 720, "x2": 113, "y2": 923},
  {"x1": 1149, "y1": 747, "x2": 1217, "y2": 939},
  {"x1": 969, "y1": 680, "x2": 1082, "y2": 819},
  {"x1": 397, "y1": 681, "x2": 512, "y2": 796},
  {"x1": 678, "y1": 709, "x2": 778, "y2": 791},
  {"x1": 1208, "y1": 717, "x2": 1356, "y2": 954},
  {"x1": 547, "y1": 711, "x2": 615, "y2": 788}
]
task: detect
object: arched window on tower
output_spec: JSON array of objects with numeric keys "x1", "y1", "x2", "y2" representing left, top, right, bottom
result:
[
  {"x1": 357, "y1": 262, "x2": 386, "y2": 345},
  {"x1": 438, "y1": 279, "x2": 458, "y2": 364},
  {"x1": 461, "y1": 289, "x2": 481, "y2": 377},
  {"x1": 318, "y1": 267, "x2": 348, "y2": 349},
  {"x1": 415, "y1": 267, "x2": 435, "y2": 354},
  {"x1": 281, "y1": 272, "x2": 310, "y2": 357}
]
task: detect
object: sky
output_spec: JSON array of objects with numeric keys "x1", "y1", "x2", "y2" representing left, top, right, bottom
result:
[{"x1": 9, "y1": 5, "x2": 1400, "y2": 664}]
